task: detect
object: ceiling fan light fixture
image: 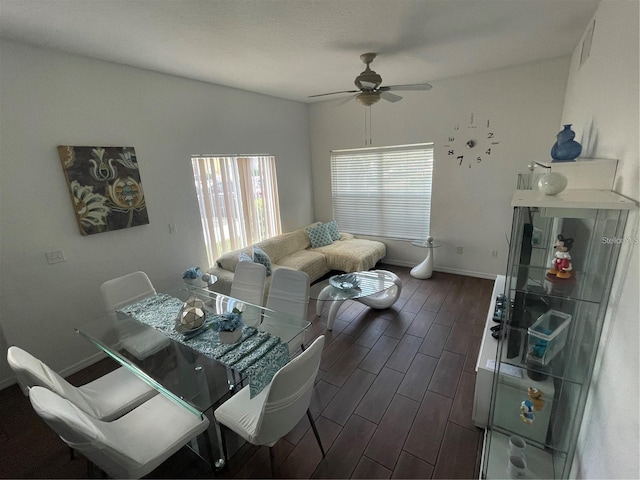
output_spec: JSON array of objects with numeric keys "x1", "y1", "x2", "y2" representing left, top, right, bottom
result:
[
  {"x1": 354, "y1": 71, "x2": 382, "y2": 90},
  {"x1": 356, "y1": 92, "x2": 380, "y2": 107},
  {"x1": 354, "y1": 52, "x2": 382, "y2": 90}
]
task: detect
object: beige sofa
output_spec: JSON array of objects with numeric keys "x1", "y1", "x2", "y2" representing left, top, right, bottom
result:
[{"x1": 206, "y1": 223, "x2": 386, "y2": 298}]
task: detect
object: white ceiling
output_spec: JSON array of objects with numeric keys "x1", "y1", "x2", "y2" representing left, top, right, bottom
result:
[{"x1": 0, "y1": 0, "x2": 600, "y2": 103}]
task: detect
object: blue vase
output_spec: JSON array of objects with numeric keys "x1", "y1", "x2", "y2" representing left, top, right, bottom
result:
[{"x1": 551, "y1": 124, "x2": 582, "y2": 162}]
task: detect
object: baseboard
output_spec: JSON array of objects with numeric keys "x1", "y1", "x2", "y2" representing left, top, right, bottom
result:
[
  {"x1": 58, "y1": 351, "x2": 109, "y2": 378},
  {"x1": 1, "y1": 349, "x2": 115, "y2": 391},
  {"x1": 0, "y1": 376, "x2": 17, "y2": 391},
  {"x1": 382, "y1": 260, "x2": 497, "y2": 280},
  {"x1": 382, "y1": 259, "x2": 417, "y2": 268},
  {"x1": 432, "y1": 266, "x2": 497, "y2": 280}
]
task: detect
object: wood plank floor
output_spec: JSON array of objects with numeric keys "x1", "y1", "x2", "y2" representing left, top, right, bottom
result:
[{"x1": 0, "y1": 264, "x2": 495, "y2": 479}]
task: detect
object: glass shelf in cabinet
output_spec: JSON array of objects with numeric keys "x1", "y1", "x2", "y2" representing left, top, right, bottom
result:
[
  {"x1": 490, "y1": 375, "x2": 583, "y2": 454},
  {"x1": 495, "y1": 325, "x2": 591, "y2": 384},
  {"x1": 506, "y1": 266, "x2": 607, "y2": 304}
]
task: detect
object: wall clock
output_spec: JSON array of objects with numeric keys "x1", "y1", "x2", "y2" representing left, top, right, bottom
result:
[{"x1": 443, "y1": 113, "x2": 500, "y2": 168}]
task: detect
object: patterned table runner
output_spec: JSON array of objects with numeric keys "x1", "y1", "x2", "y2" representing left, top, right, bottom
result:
[{"x1": 119, "y1": 293, "x2": 290, "y2": 397}]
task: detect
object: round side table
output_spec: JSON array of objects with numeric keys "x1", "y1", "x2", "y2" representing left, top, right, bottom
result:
[{"x1": 410, "y1": 237, "x2": 441, "y2": 279}]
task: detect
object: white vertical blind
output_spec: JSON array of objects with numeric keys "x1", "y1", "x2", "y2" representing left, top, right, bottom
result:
[
  {"x1": 330, "y1": 143, "x2": 433, "y2": 240},
  {"x1": 192, "y1": 155, "x2": 281, "y2": 266}
]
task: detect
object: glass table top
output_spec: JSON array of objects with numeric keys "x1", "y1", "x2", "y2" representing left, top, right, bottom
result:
[
  {"x1": 76, "y1": 284, "x2": 310, "y2": 415},
  {"x1": 309, "y1": 270, "x2": 397, "y2": 301}
]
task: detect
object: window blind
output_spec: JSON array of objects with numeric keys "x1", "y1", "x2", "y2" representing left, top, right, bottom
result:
[{"x1": 330, "y1": 143, "x2": 433, "y2": 240}]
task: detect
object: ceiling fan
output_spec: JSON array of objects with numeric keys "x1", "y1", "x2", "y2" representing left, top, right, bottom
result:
[{"x1": 309, "y1": 53, "x2": 432, "y2": 106}]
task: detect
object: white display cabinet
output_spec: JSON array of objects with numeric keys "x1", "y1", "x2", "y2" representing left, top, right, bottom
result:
[{"x1": 480, "y1": 188, "x2": 635, "y2": 479}]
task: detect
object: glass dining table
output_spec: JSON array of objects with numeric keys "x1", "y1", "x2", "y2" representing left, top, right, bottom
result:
[{"x1": 75, "y1": 283, "x2": 310, "y2": 469}]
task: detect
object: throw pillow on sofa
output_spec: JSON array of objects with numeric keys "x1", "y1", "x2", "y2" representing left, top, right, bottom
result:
[
  {"x1": 306, "y1": 223, "x2": 333, "y2": 248},
  {"x1": 325, "y1": 220, "x2": 341, "y2": 241},
  {"x1": 238, "y1": 251, "x2": 253, "y2": 263},
  {"x1": 252, "y1": 246, "x2": 272, "y2": 276}
]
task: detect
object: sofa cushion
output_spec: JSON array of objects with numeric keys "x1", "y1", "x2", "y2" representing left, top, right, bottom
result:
[
  {"x1": 252, "y1": 246, "x2": 272, "y2": 276},
  {"x1": 275, "y1": 250, "x2": 328, "y2": 283},
  {"x1": 312, "y1": 238, "x2": 386, "y2": 272},
  {"x1": 256, "y1": 230, "x2": 310, "y2": 263},
  {"x1": 306, "y1": 223, "x2": 333, "y2": 248},
  {"x1": 217, "y1": 246, "x2": 253, "y2": 272}
]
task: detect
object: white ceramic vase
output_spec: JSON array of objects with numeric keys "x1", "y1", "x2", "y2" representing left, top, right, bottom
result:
[
  {"x1": 507, "y1": 455, "x2": 527, "y2": 479},
  {"x1": 538, "y1": 172, "x2": 568, "y2": 195},
  {"x1": 508, "y1": 435, "x2": 527, "y2": 458}
]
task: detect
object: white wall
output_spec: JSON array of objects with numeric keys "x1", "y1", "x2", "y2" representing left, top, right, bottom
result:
[
  {"x1": 310, "y1": 57, "x2": 570, "y2": 278},
  {"x1": 561, "y1": 1, "x2": 639, "y2": 478},
  {"x1": 0, "y1": 40, "x2": 314, "y2": 387}
]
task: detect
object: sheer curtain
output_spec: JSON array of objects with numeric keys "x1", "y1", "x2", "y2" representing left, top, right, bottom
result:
[{"x1": 192, "y1": 155, "x2": 281, "y2": 265}]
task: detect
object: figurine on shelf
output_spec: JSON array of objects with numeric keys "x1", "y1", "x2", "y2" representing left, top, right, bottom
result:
[
  {"x1": 520, "y1": 399, "x2": 535, "y2": 425},
  {"x1": 548, "y1": 234, "x2": 574, "y2": 279},
  {"x1": 528, "y1": 387, "x2": 545, "y2": 411}
]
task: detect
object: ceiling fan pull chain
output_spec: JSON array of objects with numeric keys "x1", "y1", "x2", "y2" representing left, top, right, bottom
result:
[
  {"x1": 369, "y1": 106, "x2": 373, "y2": 145},
  {"x1": 364, "y1": 106, "x2": 373, "y2": 145},
  {"x1": 364, "y1": 108, "x2": 367, "y2": 145}
]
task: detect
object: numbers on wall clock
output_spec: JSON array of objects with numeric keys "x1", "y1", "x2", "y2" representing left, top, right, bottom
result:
[{"x1": 443, "y1": 113, "x2": 500, "y2": 168}]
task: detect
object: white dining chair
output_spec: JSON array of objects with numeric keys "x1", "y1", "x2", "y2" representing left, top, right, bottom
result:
[
  {"x1": 266, "y1": 268, "x2": 310, "y2": 352},
  {"x1": 28, "y1": 385, "x2": 213, "y2": 479},
  {"x1": 100, "y1": 271, "x2": 171, "y2": 360},
  {"x1": 7, "y1": 345, "x2": 157, "y2": 422},
  {"x1": 214, "y1": 335, "x2": 326, "y2": 474},
  {"x1": 230, "y1": 261, "x2": 267, "y2": 326},
  {"x1": 230, "y1": 260, "x2": 267, "y2": 306},
  {"x1": 266, "y1": 268, "x2": 310, "y2": 319}
]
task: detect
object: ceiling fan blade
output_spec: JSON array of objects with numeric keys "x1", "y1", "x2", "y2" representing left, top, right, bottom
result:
[
  {"x1": 308, "y1": 90, "x2": 359, "y2": 98},
  {"x1": 380, "y1": 91, "x2": 403, "y2": 103},
  {"x1": 380, "y1": 83, "x2": 433, "y2": 92},
  {"x1": 333, "y1": 95, "x2": 356, "y2": 106}
]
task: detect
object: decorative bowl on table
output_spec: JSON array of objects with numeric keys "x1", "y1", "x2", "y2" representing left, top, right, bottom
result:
[
  {"x1": 329, "y1": 273, "x2": 361, "y2": 290},
  {"x1": 219, "y1": 328, "x2": 242, "y2": 344}
]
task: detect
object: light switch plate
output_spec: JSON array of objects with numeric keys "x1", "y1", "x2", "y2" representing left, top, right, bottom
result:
[{"x1": 45, "y1": 250, "x2": 67, "y2": 264}]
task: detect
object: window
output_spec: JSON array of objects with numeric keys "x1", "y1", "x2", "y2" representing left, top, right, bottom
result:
[
  {"x1": 192, "y1": 155, "x2": 281, "y2": 265},
  {"x1": 330, "y1": 143, "x2": 433, "y2": 240}
]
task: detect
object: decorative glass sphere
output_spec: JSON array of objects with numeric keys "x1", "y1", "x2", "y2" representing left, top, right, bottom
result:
[
  {"x1": 184, "y1": 296, "x2": 205, "y2": 311},
  {"x1": 538, "y1": 172, "x2": 568, "y2": 195},
  {"x1": 181, "y1": 306, "x2": 205, "y2": 330}
]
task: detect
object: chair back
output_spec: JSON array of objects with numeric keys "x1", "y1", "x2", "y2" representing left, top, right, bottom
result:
[
  {"x1": 29, "y1": 385, "x2": 102, "y2": 447},
  {"x1": 29, "y1": 386, "x2": 210, "y2": 479},
  {"x1": 100, "y1": 271, "x2": 156, "y2": 313},
  {"x1": 7, "y1": 346, "x2": 95, "y2": 415},
  {"x1": 266, "y1": 269, "x2": 310, "y2": 320},
  {"x1": 254, "y1": 335, "x2": 324, "y2": 445},
  {"x1": 100, "y1": 271, "x2": 169, "y2": 360},
  {"x1": 230, "y1": 262, "x2": 267, "y2": 326}
]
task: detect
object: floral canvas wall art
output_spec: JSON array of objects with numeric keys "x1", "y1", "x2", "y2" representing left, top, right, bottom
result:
[{"x1": 58, "y1": 146, "x2": 149, "y2": 236}]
